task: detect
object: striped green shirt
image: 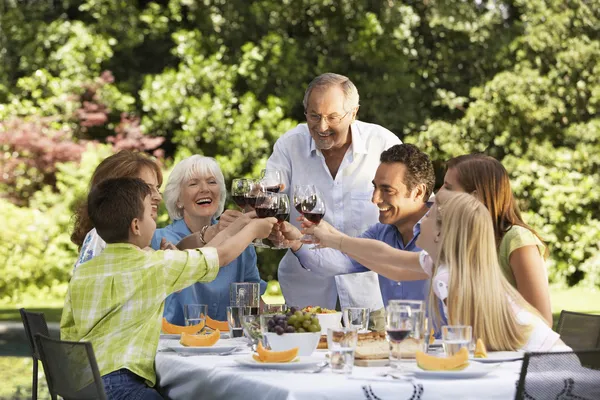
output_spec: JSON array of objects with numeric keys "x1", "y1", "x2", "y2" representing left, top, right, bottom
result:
[{"x1": 60, "y1": 243, "x2": 219, "y2": 386}]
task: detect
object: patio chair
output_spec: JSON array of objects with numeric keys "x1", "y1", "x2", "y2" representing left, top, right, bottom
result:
[
  {"x1": 19, "y1": 308, "x2": 50, "y2": 400},
  {"x1": 34, "y1": 334, "x2": 107, "y2": 400},
  {"x1": 556, "y1": 310, "x2": 600, "y2": 350},
  {"x1": 515, "y1": 349, "x2": 600, "y2": 400}
]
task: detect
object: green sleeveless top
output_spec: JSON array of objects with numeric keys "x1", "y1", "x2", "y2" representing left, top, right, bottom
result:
[{"x1": 498, "y1": 225, "x2": 546, "y2": 287}]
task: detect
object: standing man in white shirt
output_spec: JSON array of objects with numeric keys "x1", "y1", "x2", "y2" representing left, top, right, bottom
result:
[{"x1": 267, "y1": 73, "x2": 401, "y2": 320}]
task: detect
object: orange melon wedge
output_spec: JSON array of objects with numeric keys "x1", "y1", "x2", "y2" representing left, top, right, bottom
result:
[
  {"x1": 254, "y1": 341, "x2": 298, "y2": 363},
  {"x1": 206, "y1": 316, "x2": 229, "y2": 331},
  {"x1": 474, "y1": 338, "x2": 488, "y2": 358},
  {"x1": 162, "y1": 317, "x2": 205, "y2": 334},
  {"x1": 416, "y1": 347, "x2": 469, "y2": 371},
  {"x1": 180, "y1": 330, "x2": 220, "y2": 347}
]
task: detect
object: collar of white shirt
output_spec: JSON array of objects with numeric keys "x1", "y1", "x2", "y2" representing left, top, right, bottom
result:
[{"x1": 307, "y1": 122, "x2": 369, "y2": 157}]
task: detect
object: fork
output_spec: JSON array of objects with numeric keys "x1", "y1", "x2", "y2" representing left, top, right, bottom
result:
[
  {"x1": 308, "y1": 361, "x2": 329, "y2": 374},
  {"x1": 219, "y1": 347, "x2": 244, "y2": 356}
]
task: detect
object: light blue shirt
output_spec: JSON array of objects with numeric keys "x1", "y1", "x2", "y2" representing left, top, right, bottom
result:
[
  {"x1": 151, "y1": 219, "x2": 267, "y2": 323},
  {"x1": 267, "y1": 121, "x2": 401, "y2": 310},
  {"x1": 295, "y1": 221, "x2": 429, "y2": 306}
]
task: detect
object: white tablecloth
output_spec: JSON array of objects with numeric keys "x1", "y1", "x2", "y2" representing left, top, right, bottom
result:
[{"x1": 155, "y1": 339, "x2": 522, "y2": 400}]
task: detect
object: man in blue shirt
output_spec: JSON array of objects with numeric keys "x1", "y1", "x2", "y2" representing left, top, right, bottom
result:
[{"x1": 281, "y1": 144, "x2": 434, "y2": 308}]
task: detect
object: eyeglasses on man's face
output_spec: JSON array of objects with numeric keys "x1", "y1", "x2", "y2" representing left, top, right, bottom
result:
[{"x1": 304, "y1": 110, "x2": 351, "y2": 127}]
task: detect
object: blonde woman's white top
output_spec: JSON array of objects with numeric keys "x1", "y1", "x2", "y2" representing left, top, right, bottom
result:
[{"x1": 418, "y1": 251, "x2": 565, "y2": 352}]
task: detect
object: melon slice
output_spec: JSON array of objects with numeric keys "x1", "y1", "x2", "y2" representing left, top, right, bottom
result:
[
  {"x1": 206, "y1": 316, "x2": 229, "y2": 331},
  {"x1": 254, "y1": 341, "x2": 298, "y2": 363},
  {"x1": 180, "y1": 330, "x2": 220, "y2": 347},
  {"x1": 416, "y1": 347, "x2": 469, "y2": 371},
  {"x1": 474, "y1": 338, "x2": 488, "y2": 358},
  {"x1": 162, "y1": 317, "x2": 205, "y2": 334}
]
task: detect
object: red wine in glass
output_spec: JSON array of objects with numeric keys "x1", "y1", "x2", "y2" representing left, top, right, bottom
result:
[
  {"x1": 303, "y1": 212, "x2": 324, "y2": 224},
  {"x1": 275, "y1": 212, "x2": 289, "y2": 223},
  {"x1": 232, "y1": 195, "x2": 247, "y2": 209},
  {"x1": 255, "y1": 207, "x2": 278, "y2": 218},
  {"x1": 245, "y1": 196, "x2": 257, "y2": 210},
  {"x1": 265, "y1": 185, "x2": 281, "y2": 193},
  {"x1": 386, "y1": 329, "x2": 412, "y2": 342},
  {"x1": 294, "y1": 202, "x2": 303, "y2": 214},
  {"x1": 302, "y1": 195, "x2": 317, "y2": 212}
]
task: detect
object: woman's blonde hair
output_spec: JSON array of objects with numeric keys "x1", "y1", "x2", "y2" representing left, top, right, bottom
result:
[{"x1": 429, "y1": 192, "x2": 535, "y2": 351}]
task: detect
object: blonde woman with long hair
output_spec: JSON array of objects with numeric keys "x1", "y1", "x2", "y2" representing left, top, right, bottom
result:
[{"x1": 303, "y1": 191, "x2": 566, "y2": 351}]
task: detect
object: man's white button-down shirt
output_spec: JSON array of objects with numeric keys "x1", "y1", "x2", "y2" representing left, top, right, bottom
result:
[{"x1": 267, "y1": 120, "x2": 401, "y2": 310}]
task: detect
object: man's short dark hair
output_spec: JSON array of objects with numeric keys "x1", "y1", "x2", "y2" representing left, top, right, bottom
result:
[
  {"x1": 87, "y1": 177, "x2": 152, "y2": 243},
  {"x1": 379, "y1": 144, "x2": 435, "y2": 201}
]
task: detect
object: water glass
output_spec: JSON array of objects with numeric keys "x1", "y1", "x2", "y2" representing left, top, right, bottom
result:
[
  {"x1": 327, "y1": 328, "x2": 358, "y2": 374},
  {"x1": 342, "y1": 307, "x2": 370, "y2": 333},
  {"x1": 230, "y1": 282, "x2": 260, "y2": 313},
  {"x1": 241, "y1": 315, "x2": 262, "y2": 350},
  {"x1": 227, "y1": 306, "x2": 251, "y2": 338},
  {"x1": 262, "y1": 303, "x2": 286, "y2": 314},
  {"x1": 183, "y1": 304, "x2": 208, "y2": 332},
  {"x1": 442, "y1": 325, "x2": 472, "y2": 356}
]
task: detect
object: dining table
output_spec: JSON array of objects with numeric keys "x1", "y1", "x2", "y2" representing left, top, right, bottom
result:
[{"x1": 155, "y1": 336, "x2": 527, "y2": 400}]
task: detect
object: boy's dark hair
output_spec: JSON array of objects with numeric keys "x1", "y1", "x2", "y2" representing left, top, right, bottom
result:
[
  {"x1": 87, "y1": 177, "x2": 152, "y2": 243},
  {"x1": 380, "y1": 144, "x2": 435, "y2": 201}
]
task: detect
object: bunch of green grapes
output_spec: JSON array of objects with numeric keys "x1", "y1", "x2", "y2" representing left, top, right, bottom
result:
[{"x1": 266, "y1": 307, "x2": 321, "y2": 335}]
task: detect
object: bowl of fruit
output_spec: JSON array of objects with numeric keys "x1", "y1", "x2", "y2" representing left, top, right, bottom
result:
[
  {"x1": 303, "y1": 306, "x2": 342, "y2": 335},
  {"x1": 263, "y1": 308, "x2": 321, "y2": 356}
]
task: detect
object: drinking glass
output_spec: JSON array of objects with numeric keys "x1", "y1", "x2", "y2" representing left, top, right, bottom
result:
[
  {"x1": 241, "y1": 314, "x2": 262, "y2": 350},
  {"x1": 442, "y1": 325, "x2": 472, "y2": 356},
  {"x1": 260, "y1": 169, "x2": 284, "y2": 193},
  {"x1": 342, "y1": 307, "x2": 370, "y2": 333},
  {"x1": 387, "y1": 300, "x2": 426, "y2": 347},
  {"x1": 271, "y1": 193, "x2": 291, "y2": 249},
  {"x1": 229, "y1": 282, "x2": 260, "y2": 314},
  {"x1": 262, "y1": 303, "x2": 286, "y2": 314},
  {"x1": 300, "y1": 187, "x2": 325, "y2": 247},
  {"x1": 183, "y1": 304, "x2": 208, "y2": 333},
  {"x1": 293, "y1": 184, "x2": 313, "y2": 215},
  {"x1": 385, "y1": 304, "x2": 416, "y2": 368},
  {"x1": 231, "y1": 178, "x2": 250, "y2": 212},
  {"x1": 327, "y1": 328, "x2": 358, "y2": 374},
  {"x1": 253, "y1": 190, "x2": 278, "y2": 248},
  {"x1": 227, "y1": 306, "x2": 251, "y2": 338}
]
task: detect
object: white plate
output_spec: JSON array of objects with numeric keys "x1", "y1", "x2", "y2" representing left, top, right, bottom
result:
[
  {"x1": 470, "y1": 351, "x2": 524, "y2": 363},
  {"x1": 409, "y1": 363, "x2": 495, "y2": 379},
  {"x1": 160, "y1": 334, "x2": 180, "y2": 340},
  {"x1": 234, "y1": 355, "x2": 322, "y2": 370},
  {"x1": 167, "y1": 344, "x2": 239, "y2": 354},
  {"x1": 160, "y1": 331, "x2": 231, "y2": 340}
]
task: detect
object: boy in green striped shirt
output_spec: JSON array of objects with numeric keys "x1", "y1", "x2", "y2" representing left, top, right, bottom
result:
[{"x1": 61, "y1": 177, "x2": 276, "y2": 399}]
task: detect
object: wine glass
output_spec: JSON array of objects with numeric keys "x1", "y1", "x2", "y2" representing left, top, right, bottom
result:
[
  {"x1": 260, "y1": 169, "x2": 284, "y2": 193},
  {"x1": 300, "y1": 187, "x2": 325, "y2": 248},
  {"x1": 386, "y1": 304, "x2": 415, "y2": 370},
  {"x1": 231, "y1": 178, "x2": 250, "y2": 212},
  {"x1": 252, "y1": 189, "x2": 278, "y2": 248},
  {"x1": 272, "y1": 193, "x2": 290, "y2": 249}
]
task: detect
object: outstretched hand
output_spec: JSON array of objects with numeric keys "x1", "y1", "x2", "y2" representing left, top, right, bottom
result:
[
  {"x1": 302, "y1": 219, "x2": 346, "y2": 249},
  {"x1": 251, "y1": 217, "x2": 279, "y2": 239}
]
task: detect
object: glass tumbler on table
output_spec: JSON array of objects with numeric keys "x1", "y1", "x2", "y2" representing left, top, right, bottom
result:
[
  {"x1": 230, "y1": 282, "x2": 260, "y2": 315},
  {"x1": 241, "y1": 314, "x2": 262, "y2": 350},
  {"x1": 442, "y1": 325, "x2": 472, "y2": 356},
  {"x1": 227, "y1": 306, "x2": 251, "y2": 338},
  {"x1": 327, "y1": 328, "x2": 358, "y2": 374},
  {"x1": 342, "y1": 307, "x2": 370, "y2": 333},
  {"x1": 183, "y1": 304, "x2": 208, "y2": 333}
]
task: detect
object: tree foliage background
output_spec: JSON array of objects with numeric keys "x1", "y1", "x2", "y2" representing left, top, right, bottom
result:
[{"x1": 1, "y1": 0, "x2": 598, "y2": 301}]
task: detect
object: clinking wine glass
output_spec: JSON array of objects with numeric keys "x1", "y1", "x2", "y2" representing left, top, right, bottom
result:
[
  {"x1": 253, "y1": 189, "x2": 278, "y2": 248},
  {"x1": 300, "y1": 188, "x2": 325, "y2": 249},
  {"x1": 272, "y1": 193, "x2": 291, "y2": 249},
  {"x1": 293, "y1": 184, "x2": 313, "y2": 215},
  {"x1": 260, "y1": 169, "x2": 284, "y2": 193},
  {"x1": 231, "y1": 178, "x2": 250, "y2": 212}
]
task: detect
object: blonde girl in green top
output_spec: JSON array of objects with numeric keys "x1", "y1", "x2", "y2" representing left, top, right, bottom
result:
[{"x1": 442, "y1": 154, "x2": 551, "y2": 325}]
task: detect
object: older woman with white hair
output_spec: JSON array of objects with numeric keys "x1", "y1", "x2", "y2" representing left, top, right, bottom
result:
[{"x1": 151, "y1": 155, "x2": 266, "y2": 323}]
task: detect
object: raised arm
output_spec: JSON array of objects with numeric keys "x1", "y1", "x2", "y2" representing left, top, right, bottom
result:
[{"x1": 305, "y1": 222, "x2": 427, "y2": 281}]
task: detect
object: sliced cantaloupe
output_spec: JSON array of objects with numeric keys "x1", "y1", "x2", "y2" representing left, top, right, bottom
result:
[
  {"x1": 180, "y1": 330, "x2": 220, "y2": 347},
  {"x1": 429, "y1": 328, "x2": 435, "y2": 345},
  {"x1": 474, "y1": 338, "x2": 488, "y2": 358},
  {"x1": 205, "y1": 316, "x2": 229, "y2": 331},
  {"x1": 416, "y1": 346, "x2": 469, "y2": 371},
  {"x1": 162, "y1": 317, "x2": 205, "y2": 334},
  {"x1": 254, "y1": 340, "x2": 298, "y2": 363}
]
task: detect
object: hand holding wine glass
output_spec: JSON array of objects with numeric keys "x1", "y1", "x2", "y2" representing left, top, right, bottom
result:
[
  {"x1": 302, "y1": 220, "x2": 346, "y2": 249},
  {"x1": 252, "y1": 189, "x2": 278, "y2": 248},
  {"x1": 271, "y1": 193, "x2": 291, "y2": 249}
]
